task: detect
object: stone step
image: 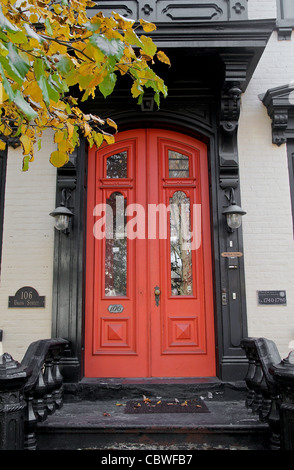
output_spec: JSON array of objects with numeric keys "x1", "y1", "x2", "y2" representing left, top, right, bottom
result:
[
  {"x1": 62, "y1": 378, "x2": 248, "y2": 402},
  {"x1": 35, "y1": 381, "x2": 270, "y2": 451}
]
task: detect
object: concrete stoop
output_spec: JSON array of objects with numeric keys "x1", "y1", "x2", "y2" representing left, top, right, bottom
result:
[{"x1": 35, "y1": 379, "x2": 271, "y2": 451}]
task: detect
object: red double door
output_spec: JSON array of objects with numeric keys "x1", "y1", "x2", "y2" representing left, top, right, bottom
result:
[{"x1": 85, "y1": 129, "x2": 215, "y2": 377}]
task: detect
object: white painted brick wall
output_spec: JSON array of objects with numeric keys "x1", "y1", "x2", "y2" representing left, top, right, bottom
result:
[
  {"x1": 248, "y1": 0, "x2": 277, "y2": 19},
  {"x1": 0, "y1": 131, "x2": 57, "y2": 361},
  {"x1": 239, "y1": 31, "x2": 294, "y2": 359}
]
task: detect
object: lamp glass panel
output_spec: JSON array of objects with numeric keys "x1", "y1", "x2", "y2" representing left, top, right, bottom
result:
[
  {"x1": 55, "y1": 215, "x2": 70, "y2": 231},
  {"x1": 227, "y1": 213, "x2": 242, "y2": 229}
]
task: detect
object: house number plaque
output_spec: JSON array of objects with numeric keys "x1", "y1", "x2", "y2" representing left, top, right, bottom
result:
[
  {"x1": 108, "y1": 304, "x2": 124, "y2": 313},
  {"x1": 257, "y1": 290, "x2": 286, "y2": 305},
  {"x1": 8, "y1": 287, "x2": 45, "y2": 308}
]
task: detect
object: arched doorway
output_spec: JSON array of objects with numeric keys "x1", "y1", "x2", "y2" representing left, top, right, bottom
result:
[{"x1": 85, "y1": 128, "x2": 215, "y2": 377}]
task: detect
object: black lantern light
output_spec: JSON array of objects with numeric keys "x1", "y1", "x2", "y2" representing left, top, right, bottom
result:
[
  {"x1": 223, "y1": 188, "x2": 246, "y2": 231},
  {"x1": 50, "y1": 188, "x2": 74, "y2": 233}
]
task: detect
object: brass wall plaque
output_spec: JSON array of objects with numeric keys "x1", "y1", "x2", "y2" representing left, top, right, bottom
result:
[{"x1": 221, "y1": 252, "x2": 243, "y2": 257}]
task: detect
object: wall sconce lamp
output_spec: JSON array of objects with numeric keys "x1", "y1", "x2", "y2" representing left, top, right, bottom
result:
[
  {"x1": 50, "y1": 188, "x2": 74, "y2": 234},
  {"x1": 222, "y1": 188, "x2": 246, "y2": 231}
]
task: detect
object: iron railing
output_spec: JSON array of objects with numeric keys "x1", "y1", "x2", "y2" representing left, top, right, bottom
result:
[{"x1": 0, "y1": 338, "x2": 68, "y2": 450}]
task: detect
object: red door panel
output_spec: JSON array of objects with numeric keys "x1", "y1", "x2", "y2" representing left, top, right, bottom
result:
[{"x1": 85, "y1": 129, "x2": 215, "y2": 377}]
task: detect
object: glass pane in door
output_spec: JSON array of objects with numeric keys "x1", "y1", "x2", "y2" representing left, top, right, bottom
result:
[
  {"x1": 168, "y1": 150, "x2": 189, "y2": 178},
  {"x1": 105, "y1": 192, "x2": 127, "y2": 296},
  {"x1": 170, "y1": 191, "x2": 193, "y2": 296},
  {"x1": 107, "y1": 151, "x2": 127, "y2": 178}
]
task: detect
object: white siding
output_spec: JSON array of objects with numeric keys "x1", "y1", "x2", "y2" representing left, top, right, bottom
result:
[
  {"x1": 0, "y1": 132, "x2": 56, "y2": 361},
  {"x1": 239, "y1": 31, "x2": 294, "y2": 358},
  {"x1": 248, "y1": 0, "x2": 277, "y2": 19}
]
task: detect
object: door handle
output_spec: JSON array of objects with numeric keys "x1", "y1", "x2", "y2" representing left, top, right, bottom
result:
[{"x1": 154, "y1": 286, "x2": 161, "y2": 306}]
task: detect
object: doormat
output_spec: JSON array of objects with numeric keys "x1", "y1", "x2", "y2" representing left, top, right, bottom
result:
[{"x1": 124, "y1": 398, "x2": 209, "y2": 414}]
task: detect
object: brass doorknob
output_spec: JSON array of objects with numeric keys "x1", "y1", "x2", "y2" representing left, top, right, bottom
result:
[{"x1": 154, "y1": 286, "x2": 161, "y2": 306}]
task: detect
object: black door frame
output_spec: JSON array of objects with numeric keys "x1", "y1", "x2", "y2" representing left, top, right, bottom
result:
[{"x1": 51, "y1": 19, "x2": 275, "y2": 383}]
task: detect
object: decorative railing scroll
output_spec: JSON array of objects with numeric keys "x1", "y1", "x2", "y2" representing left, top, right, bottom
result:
[{"x1": 0, "y1": 338, "x2": 68, "y2": 450}]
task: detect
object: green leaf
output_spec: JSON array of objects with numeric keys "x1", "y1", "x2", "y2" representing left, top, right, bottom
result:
[
  {"x1": 99, "y1": 72, "x2": 117, "y2": 98},
  {"x1": 90, "y1": 35, "x2": 124, "y2": 60},
  {"x1": 78, "y1": 73, "x2": 95, "y2": 90},
  {"x1": 124, "y1": 30, "x2": 142, "y2": 48},
  {"x1": 0, "y1": 41, "x2": 8, "y2": 57},
  {"x1": 7, "y1": 43, "x2": 30, "y2": 79},
  {"x1": 38, "y1": 75, "x2": 50, "y2": 106},
  {"x1": 7, "y1": 30, "x2": 28, "y2": 44},
  {"x1": 0, "y1": 62, "x2": 14, "y2": 101},
  {"x1": 46, "y1": 76, "x2": 60, "y2": 102},
  {"x1": 51, "y1": 72, "x2": 69, "y2": 93},
  {"x1": 24, "y1": 23, "x2": 43, "y2": 43},
  {"x1": 33, "y1": 57, "x2": 44, "y2": 81},
  {"x1": 140, "y1": 35, "x2": 157, "y2": 56},
  {"x1": 0, "y1": 55, "x2": 23, "y2": 86},
  {"x1": 45, "y1": 18, "x2": 53, "y2": 36},
  {"x1": 14, "y1": 90, "x2": 38, "y2": 120},
  {"x1": 86, "y1": 20, "x2": 101, "y2": 32},
  {"x1": 22, "y1": 155, "x2": 30, "y2": 171},
  {"x1": 54, "y1": 55, "x2": 74, "y2": 76}
]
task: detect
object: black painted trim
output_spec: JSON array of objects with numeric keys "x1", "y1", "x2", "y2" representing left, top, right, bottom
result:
[{"x1": 50, "y1": 20, "x2": 275, "y2": 383}]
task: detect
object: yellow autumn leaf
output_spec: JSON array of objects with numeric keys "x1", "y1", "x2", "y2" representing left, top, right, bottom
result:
[
  {"x1": 53, "y1": 4, "x2": 63, "y2": 14},
  {"x1": 54, "y1": 130, "x2": 66, "y2": 144},
  {"x1": 139, "y1": 19, "x2": 156, "y2": 32},
  {"x1": 93, "y1": 132, "x2": 104, "y2": 147},
  {"x1": 83, "y1": 122, "x2": 92, "y2": 137},
  {"x1": 67, "y1": 122, "x2": 75, "y2": 139},
  {"x1": 50, "y1": 150, "x2": 69, "y2": 168},
  {"x1": 58, "y1": 139, "x2": 74, "y2": 153},
  {"x1": 106, "y1": 118, "x2": 117, "y2": 132},
  {"x1": 0, "y1": 140, "x2": 6, "y2": 151},
  {"x1": 79, "y1": 63, "x2": 95, "y2": 76},
  {"x1": 29, "y1": 38, "x2": 40, "y2": 49},
  {"x1": 131, "y1": 81, "x2": 144, "y2": 98},
  {"x1": 103, "y1": 134, "x2": 115, "y2": 145},
  {"x1": 157, "y1": 50, "x2": 171, "y2": 66},
  {"x1": 113, "y1": 12, "x2": 135, "y2": 30},
  {"x1": 48, "y1": 41, "x2": 67, "y2": 56},
  {"x1": 0, "y1": 82, "x2": 9, "y2": 104},
  {"x1": 30, "y1": 13, "x2": 39, "y2": 23},
  {"x1": 140, "y1": 35, "x2": 157, "y2": 57},
  {"x1": 20, "y1": 134, "x2": 32, "y2": 155},
  {"x1": 24, "y1": 81, "x2": 43, "y2": 104},
  {"x1": 84, "y1": 43, "x2": 105, "y2": 63}
]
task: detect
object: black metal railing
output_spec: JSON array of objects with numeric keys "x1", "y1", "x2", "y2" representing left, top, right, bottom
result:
[
  {"x1": 2, "y1": 335, "x2": 294, "y2": 450},
  {"x1": 0, "y1": 338, "x2": 68, "y2": 450},
  {"x1": 241, "y1": 337, "x2": 294, "y2": 450}
]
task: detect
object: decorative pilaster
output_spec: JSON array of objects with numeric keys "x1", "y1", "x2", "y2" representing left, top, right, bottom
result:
[
  {"x1": 217, "y1": 55, "x2": 249, "y2": 380},
  {"x1": 51, "y1": 141, "x2": 86, "y2": 382}
]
